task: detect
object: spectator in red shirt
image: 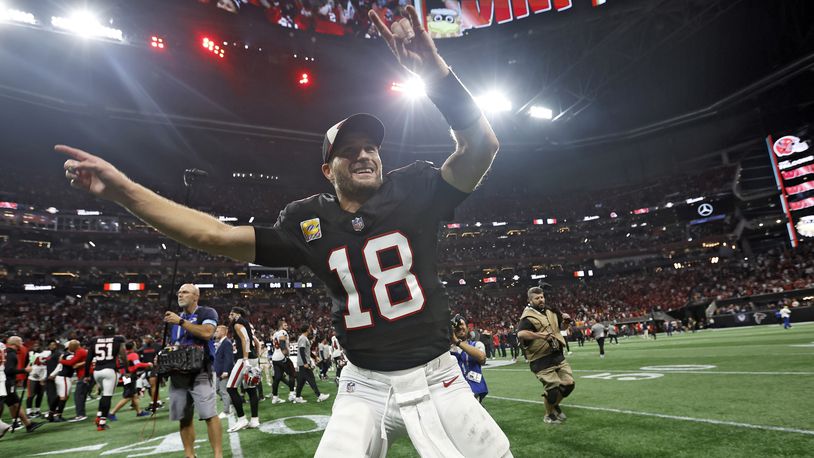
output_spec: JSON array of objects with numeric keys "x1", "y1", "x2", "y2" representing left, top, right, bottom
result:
[{"x1": 70, "y1": 341, "x2": 90, "y2": 421}]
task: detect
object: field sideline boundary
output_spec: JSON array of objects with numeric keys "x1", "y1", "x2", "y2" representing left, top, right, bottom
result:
[
  {"x1": 490, "y1": 396, "x2": 814, "y2": 436},
  {"x1": 485, "y1": 368, "x2": 814, "y2": 375}
]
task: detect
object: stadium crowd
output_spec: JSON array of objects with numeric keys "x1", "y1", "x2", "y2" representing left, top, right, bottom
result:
[{"x1": 2, "y1": 161, "x2": 811, "y2": 350}]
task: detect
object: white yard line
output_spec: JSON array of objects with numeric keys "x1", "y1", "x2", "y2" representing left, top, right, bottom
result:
[
  {"x1": 486, "y1": 368, "x2": 814, "y2": 375},
  {"x1": 227, "y1": 413, "x2": 244, "y2": 458},
  {"x1": 490, "y1": 396, "x2": 814, "y2": 436}
]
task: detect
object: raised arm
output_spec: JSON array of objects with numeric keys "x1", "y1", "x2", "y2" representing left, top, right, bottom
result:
[
  {"x1": 56, "y1": 145, "x2": 256, "y2": 262},
  {"x1": 369, "y1": 6, "x2": 499, "y2": 193}
]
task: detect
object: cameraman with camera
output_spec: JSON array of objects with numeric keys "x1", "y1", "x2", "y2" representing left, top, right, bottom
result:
[
  {"x1": 162, "y1": 283, "x2": 222, "y2": 458},
  {"x1": 517, "y1": 284, "x2": 575, "y2": 425},
  {"x1": 450, "y1": 314, "x2": 488, "y2": 403}
]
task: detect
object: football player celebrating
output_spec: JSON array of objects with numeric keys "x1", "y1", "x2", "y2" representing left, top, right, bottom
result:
[{"x1": 57, "y1": 4, "x2": 510, "y2": 455}]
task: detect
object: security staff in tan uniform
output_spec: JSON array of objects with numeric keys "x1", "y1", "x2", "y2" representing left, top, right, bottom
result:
[{"x1": 517, "y1": 284, "x2": 575, "y2": 424}]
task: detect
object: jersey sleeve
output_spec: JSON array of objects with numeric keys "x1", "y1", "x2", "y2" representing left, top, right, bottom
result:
[
  {"x1": 200, "y1": 307, "x2": 219, "y2": 328},
  {"x1": 253, "y1": 205, "x2": 307, "y2": 267}
]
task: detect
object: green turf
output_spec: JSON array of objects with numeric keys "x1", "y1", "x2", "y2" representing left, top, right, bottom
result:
[{"x1": 2, "y1": 323, "x2": 812, "y2": 457}]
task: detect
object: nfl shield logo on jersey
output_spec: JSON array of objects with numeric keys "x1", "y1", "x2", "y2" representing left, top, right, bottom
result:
[
  {"x1": 300, "y1": 218, "x2": 322, "y2": 243},
  {"x1": 351, "y1": 216, "x2": 364, "y2": 232}
]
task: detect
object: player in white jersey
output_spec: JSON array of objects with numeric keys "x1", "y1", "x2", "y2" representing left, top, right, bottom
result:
[
  {"x1": 26, "y1": 345, "x2": 50, "y2": 417},
  {"x1": 270, "y1": 320, "x2": 296, "y2": 403}
]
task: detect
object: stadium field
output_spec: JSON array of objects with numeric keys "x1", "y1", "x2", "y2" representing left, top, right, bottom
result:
[{"x1": 2, "y1": 323, "x2": 812, "y2": 457}]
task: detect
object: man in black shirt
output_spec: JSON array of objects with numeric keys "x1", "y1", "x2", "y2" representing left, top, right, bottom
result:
[
  {"x1": 43, "y1": 340, "x2": 61, "y2": 422},
  {"x1": 137, "y1": 334, "x2": 162, "y2": 410},
  {"x1": 507, "y1": 325, "x2": 520, "y2": 363},
  {"x1": 57, "y1": 5, "x2": 509, "y2": 455},
  {"x1": 3, "y1": 336, "x2": 43, "y2": 434}
]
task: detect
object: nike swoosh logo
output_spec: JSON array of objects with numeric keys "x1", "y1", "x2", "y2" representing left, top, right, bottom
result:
[{"x1": 442, "y1": 375, "x2": 459, "y2": 388}]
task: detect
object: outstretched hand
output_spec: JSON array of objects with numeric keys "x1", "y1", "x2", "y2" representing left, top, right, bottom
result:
[
  {"x1": 55, "y1": 145, "x2": 133, "y2": 203},
  {"x1": 368, "y1": 5, "x2": 449, "y2": 82}
]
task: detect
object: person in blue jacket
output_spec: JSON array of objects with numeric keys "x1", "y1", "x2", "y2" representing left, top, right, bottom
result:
[{"x1": 450, "y1": 314, "x2": 488, "y2": 403}]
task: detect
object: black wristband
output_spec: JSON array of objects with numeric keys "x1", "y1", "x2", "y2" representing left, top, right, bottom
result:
[
  {"x1": 426, "y1": 69, "x2": 483, "y2": 131},
  {"x1": 179, "y1": 318, "x2": 185, "y2": 327}
]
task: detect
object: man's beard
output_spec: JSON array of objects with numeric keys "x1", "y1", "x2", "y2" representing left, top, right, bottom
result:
[{"x1": 333, "y1": 168, "x2": 381, "y2": 202}]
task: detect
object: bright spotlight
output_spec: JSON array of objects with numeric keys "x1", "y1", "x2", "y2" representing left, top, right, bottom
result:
[
  {"x1": 475, "y1": 92, "x2": 512, "y2": 113},
  {"x1": 391, "y1": 77, "x2": 426, "y2": 98},
  {"x1": 203, "y1": 37, "x2": 225, "y2": 58},
  {"x1": 0, "y1": 6, "x2": 37, "y2": 25},
  {"x1": 529, "y1": 105, "x2": 553, "y2": 120},
  {"x1": 51, "y1": 11, "x2": 123, "y2": 41},
  {"x1": 150, "y1": 36, "x2": 165, "y2": 49}
]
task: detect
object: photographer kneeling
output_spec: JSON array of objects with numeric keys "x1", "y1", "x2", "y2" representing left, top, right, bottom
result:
[
  {"x1": 517, "y1": 285, "x2": 575, "y2": 425},
  {"x1": 161, "y1": 284, "x2": 223, "y2": 458},
  {"x1": 450, "y1": 314, "x2": 488, "y2": 403}
]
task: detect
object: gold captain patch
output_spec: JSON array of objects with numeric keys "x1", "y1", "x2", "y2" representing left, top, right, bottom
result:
[{"x1": 300, "y1": 218, "x2": 322, "y2": 243}]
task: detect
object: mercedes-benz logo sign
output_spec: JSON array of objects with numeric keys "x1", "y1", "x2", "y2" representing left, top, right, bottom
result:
[{"x1": 697, "y1": 203, "x2": 714, "y2": 217}]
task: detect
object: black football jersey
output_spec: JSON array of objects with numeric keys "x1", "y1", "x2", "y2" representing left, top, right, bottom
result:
[
  {"x1": 230, "y1": 317, "x2": 257, "y2": 359},
  {"x1": 87, "y1": 336, "x2": 126, "y2": 371},
  {"x1": 255, "y1": 161, "x2": 468, "y2": 371}
]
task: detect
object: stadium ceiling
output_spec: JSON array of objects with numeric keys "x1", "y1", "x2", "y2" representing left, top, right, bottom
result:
[{"x1": 0, "y1": 0, "x2": 813, "y2": 190}]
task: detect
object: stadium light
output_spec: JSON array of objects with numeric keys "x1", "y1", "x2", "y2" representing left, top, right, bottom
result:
[
  {"x1": 202, "y1": 37, "x2": 225, "y2": 58},
  {"x1": 390, "y1": 77, "x2": 426, "y2": 98},
  {"x1": 529, "y1": 105, "x2": 553, "y2": 120},
  {"x1": 298, "y1": 72, "x2": 311, "y2": 86},
  {"x1": 475, "y1": 91, "x2": 512, "y2": 113},
  {"x1": 0, "y1": 6, "x2": 37, "y2": 25},
  {"x1": 51, "y1": 11, "x2": 124, "y2": 41},
  {"x1": 150, "y1": 36, "x2": 165, "y2": 50}
]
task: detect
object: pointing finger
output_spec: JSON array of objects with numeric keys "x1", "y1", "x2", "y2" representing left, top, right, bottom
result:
[{"x1": 55, "y1": 145, "x2": 93, "y2": 161}]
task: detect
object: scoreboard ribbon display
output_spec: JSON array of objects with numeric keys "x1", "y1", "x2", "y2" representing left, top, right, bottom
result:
[{"x1": 767, "y1": 134, "x2": 813, "y2": 247}]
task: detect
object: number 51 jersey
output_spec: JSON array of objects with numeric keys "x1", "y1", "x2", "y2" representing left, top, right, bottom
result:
[{"x1": 254, "y1": 161, "x2": 468, "y2": 371}]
